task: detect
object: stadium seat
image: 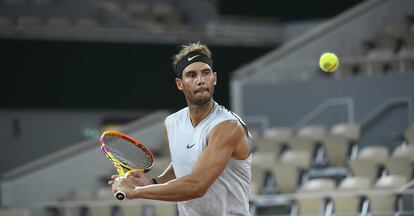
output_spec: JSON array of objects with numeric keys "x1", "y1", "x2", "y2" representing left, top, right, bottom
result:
[
  {"x1": 100, "y1": 1, "x2": 121, "y2": 11},
  {"x1": 295, "y1": 178, "x2": 336, "y2": 215},
  {"x1": 355, "y1": 146, "x2": 389, "y2": 163},
  {"x1": 297, "y1": 125, "x2": 327, "y2": 142},
  {"x1": 348, "y1": 146, "x2": 389, "y2": 183},
  {"x1": 17, "y1": 16, "x2": 42, "y2": 27},
  {"x1": 152, "y1": 3, "x2": 175, "y2": 16},
  {"x1": 0, "y1": 208, "x2": 30, "y2": 216},
  {"x1": 256, "y1": 127, "x2": 292, "y2": 157},
  {"x1": 151, "y1": 3, "x2": 181, "y2": 24},
  {"x1": 375, "y1": 175, "x2": 408, "y2": 189},
  {"x1": 251, "y1": 152, "x2": 278, "y2": 195},
  {"x1": 262, "y1": 127, "x2": 293, "y2": 153},
  {"x1": 57, "y1": 189, "x2": 95, "y2": 216},
  {"x1": 392, "y1": 144, "x2": 414, "y2": 162},
  {"x1": 255, "y1": 138, "x2": 280, "y2": 156},
  {"x1": 366, "y1": 47, "x2": 398, "y2": 75},
  {"x1": 331, "y1": 123, "x2": 361, "y2": 143},
  {"x1": 75, "y1": 18, "x2": 98, "y2": 27},
  {"x1": 367, "y1": 175, "x2": 408, "y2": 215},
  {"x1": 271, "y1": 150, "x2": 312, "y2": 193},
  {"x1": 125, "y1": 2, "x2": 149, "y2": 18},
  {"x1": 338, "y1": 176, "x2": 371, "y2": 190},
  {"x1": 121, "y1": 205, "x2": 144, "y2": 216},
  {"x1": 252, "y1": 152, "x2": 277, "y2": 167},
  {"x1": 370, "y1": 33, "x2": 399, "y2": 50},
  {"x1": 57, "y1": 207, "x2": 82, "y2": 216},
  {"x1": 72, "y1": 189, "x2": 95, "y2": 201},
  {"x1": 404, "y1": 125, "x2": 414, "y2": 144},
  {"x1": 47, "y1": 17, "x2": 70, "y2": 27},
  {"x1": 0, "y1": 16, "x2": 12, "y2": 27},
  {"x1": 297, "y1": 125, "x2": 328, "y2": 166},
  {"x1": 89, "y1": 206, "x2": 112, "y2": 216},
  {"x1": 331, "y1": 176, "x2": 371, "y2": 215},
  {"x1": 400, "y1": 31, "x2": 414, "y2": 48},
  {"x1": 279, "y1": 149, "x2": 312, "y2": 169},
  {"x1": 322, "y1": 134, "x2": 351, "y2": 166},
  {"x1": 153, "y1": 201, "x2": 177, "y2": 216},
  {"x1": 263, "y1": 127, "x2": 293, "y2": 144},
  {"x1": 251, "y1": 165, "x2": 268, "y2": 195},
  {"x1": 385, "y1": 157, "x2": 413, "y2": 180},
  {"x1": 337, "y1": 56, "x2": 363, "y2": 77},
  {"x1": 398, "y1": 48, "x2": 414, "y2": 72},
  {"x1": 285, "y1": 136, "x2": 315, "y2": 152},
  {"x1": 299, "y1": 178, "x2": 336, "y2": 193}
]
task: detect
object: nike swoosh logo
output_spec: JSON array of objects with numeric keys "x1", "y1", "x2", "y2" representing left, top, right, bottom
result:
[
  {"x1": 186, "y1": 143, "x2": 196, "y2": 149},
  {"x1": 187, "y1": 55, "x2": 200, "y2": 61}
]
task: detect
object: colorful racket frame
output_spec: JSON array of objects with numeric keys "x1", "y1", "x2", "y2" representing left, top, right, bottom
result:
[
  {"x1": 99, "y1": 130, "x2": 155, "y2": 200},
  {"x1": 100, "y1": 130, "x2": 154, "y2": 174}
]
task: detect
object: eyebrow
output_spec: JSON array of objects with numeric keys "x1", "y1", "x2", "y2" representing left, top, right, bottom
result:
[{"x1": 184, "y1": 67, "x2": 212, "y2": 75}]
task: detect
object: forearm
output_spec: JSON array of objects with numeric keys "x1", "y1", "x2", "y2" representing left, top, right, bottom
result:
[
  {"x1": 130, "y1": 175, "x2": 204, "y2": 202},
  {"x1": 129, "y1": 149, "x2": 228, "y2": 201}
]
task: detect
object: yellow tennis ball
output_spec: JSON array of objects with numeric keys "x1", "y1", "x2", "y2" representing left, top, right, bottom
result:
[{"x1": 319, "y1": 52, "x2": 339, "y2": 72}]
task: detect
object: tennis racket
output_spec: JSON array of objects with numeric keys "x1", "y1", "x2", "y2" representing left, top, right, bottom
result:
[{"x1": 99, "y1": 130, "x2": 154, "y2": 200}]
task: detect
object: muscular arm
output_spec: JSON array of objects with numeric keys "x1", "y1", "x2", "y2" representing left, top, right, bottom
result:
[{"x1": 120, "y1": 120, "x2": 250, "y2": 201}]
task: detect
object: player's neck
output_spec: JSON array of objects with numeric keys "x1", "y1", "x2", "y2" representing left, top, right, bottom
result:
[{"x1": 188, "y1": 100, "x2": 215, "y2": 127}]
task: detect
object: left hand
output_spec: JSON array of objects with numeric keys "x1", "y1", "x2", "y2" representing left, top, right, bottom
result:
[{"x1": 111, "y1": 176, "x2": 136, "y2": 199}]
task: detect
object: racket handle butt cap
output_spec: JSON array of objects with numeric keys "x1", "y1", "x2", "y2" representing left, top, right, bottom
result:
[{"x1": 115, "y1": 191, "x2": 126, "y2": 200}]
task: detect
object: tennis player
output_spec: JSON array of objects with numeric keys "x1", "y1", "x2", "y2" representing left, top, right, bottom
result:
[{"x1": 109, "y1": 42, "x2": 255, "y2": 215}]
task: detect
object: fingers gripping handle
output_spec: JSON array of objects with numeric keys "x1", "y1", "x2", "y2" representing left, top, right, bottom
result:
[{"x1": 113, "y1": 174, "x2": 132, "y2": 200}]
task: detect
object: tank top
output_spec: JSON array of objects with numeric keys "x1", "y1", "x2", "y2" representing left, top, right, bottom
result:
[{"x1": 165, "y1": 102, "x2": 254, "y2": 216}]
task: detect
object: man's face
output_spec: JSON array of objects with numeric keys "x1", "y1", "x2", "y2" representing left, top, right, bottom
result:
[{"x1": 175, "y1": 62, "x2": 217, "y2": 106}]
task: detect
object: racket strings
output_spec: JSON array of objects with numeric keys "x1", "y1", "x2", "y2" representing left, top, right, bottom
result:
[
  {"x1": 103, "y1": 135, "x2": 153, "y2": 170},
  {"x1": 104, "y1": 152, "x2": 127, "y2": 169}
]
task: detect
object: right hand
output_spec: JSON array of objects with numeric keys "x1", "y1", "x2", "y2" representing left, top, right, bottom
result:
[
  {"x1": 126, "y1": 169, "x2": 153, "y2": 186},
  {"x1": 108, "y1": 169, "x2": 152, "y2": 187}
]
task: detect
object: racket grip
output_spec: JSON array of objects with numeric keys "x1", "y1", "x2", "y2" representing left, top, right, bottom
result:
[{"x1": 115, "y1": 191, "x2": 126, "y2": 200}]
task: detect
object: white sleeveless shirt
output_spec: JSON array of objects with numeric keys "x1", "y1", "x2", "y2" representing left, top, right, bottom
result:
[{"x1": 165, "y1": 102, "x2": 254, "y2": 216}]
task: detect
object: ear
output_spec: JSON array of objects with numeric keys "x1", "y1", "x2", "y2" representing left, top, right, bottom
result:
[
  {"x1": 175, "y1": 78, "x2": 183, "y2": 91},
  {"x1": 213, "y1": 72, "x2": 217, "y2": 85}
]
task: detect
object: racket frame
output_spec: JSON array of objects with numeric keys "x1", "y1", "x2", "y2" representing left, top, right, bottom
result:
[{"x1": 99, "y1": 130, "x2": 155, "y2": 200}]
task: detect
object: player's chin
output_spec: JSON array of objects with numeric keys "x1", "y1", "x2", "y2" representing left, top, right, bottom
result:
[
  {"x1": 193, "y1": 91, "x2": 210, "y2": 97},
  {"x1": 192, "y1": 94, "x2": 211, "y2": 105}
]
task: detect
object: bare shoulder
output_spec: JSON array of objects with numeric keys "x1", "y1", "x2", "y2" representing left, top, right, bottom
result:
[
  {"x1": 208, "y1": 120, "x2": 250, "y2": 159},
  {"x1": 210, "y1": 120, "x2": 245, "y2": 137}
]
